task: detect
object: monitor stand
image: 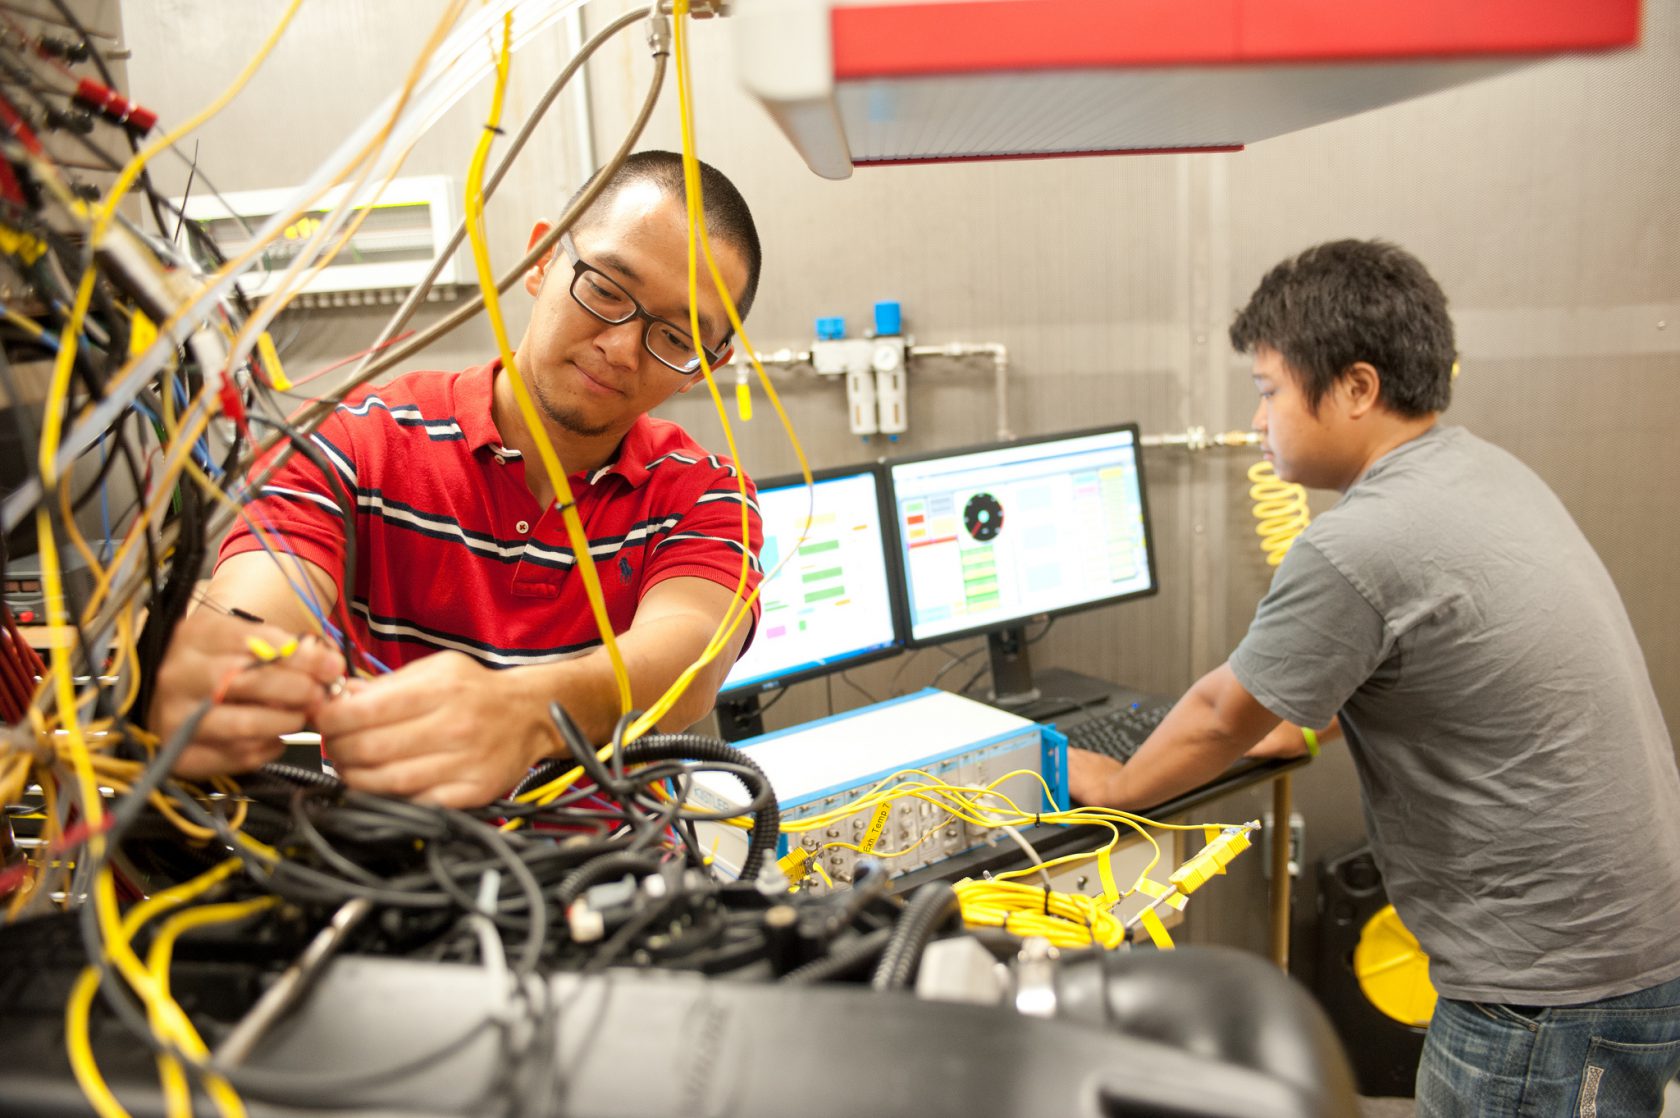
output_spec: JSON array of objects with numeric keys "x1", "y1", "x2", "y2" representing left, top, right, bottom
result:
[
  {"x1": 981, "y1": 626, "x2": 1124, "y2": 724},
  {"x1": 714, "y1": 694, "x2": 766, "y2": 742}
]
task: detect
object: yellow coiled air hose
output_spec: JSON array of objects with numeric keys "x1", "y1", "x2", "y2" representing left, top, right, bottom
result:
[{"x1": 1247, "y1": 460, "x2": 1310, "y2": 566}]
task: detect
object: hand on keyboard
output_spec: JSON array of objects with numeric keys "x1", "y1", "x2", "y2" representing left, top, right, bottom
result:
[
  {"x1": 1062, "y1": 702, "x2": 1171, "y2": 763},
  {"x1": 1067, "y1": 745, "x2": 1125, "y2": 807}
]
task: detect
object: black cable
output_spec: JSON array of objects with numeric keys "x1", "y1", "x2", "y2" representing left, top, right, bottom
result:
[
  {"x1": 579, "y1": 880, "x2": 684, "y2": 975},
  {"x1": 132, "y1": 448, "x2": 204, "y2": 727},
  {"x1": 250, "y1": 761, "x2": 342, "y2": 790},
  {"x1": 869, "y1": 881, "x2": 964, "y2": 992},
  {"x1": 753, "y1": 685, "x2": 789, "y2": 717},
  {"x1": 837, "y1": 670, "x2": 879, "y2": 705},
  {"x1": 548, "y1": 701, "x2": 619, "y2": 794},
  {"x1": 445, "y1": 809, "x2": 548, "y2": 978},
  {"x1": 927, "y1": 642, "x2": 987, "y2": 691},
  {"x1": 104, "y1": 698, "x2": 214, "y2": 847},
  {"x1": 287, "y1": 786, "x2": 390, "y2": 888},
  {"x1": 781, "y1": 927, "x2": 894, "y2": 985},
  {"x1": 617, "y1": 734, "x2": 780, "y2": 880},
  {"x1": 554, "y1": 851, "x2": 661, "y2": 911},
  {"x1": 619, "y1": 765, "x2": 689, "y2": 857}
]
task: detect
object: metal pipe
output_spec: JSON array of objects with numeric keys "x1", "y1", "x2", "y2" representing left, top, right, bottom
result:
[
  {"x1": 907, "y1": 342, "x2": 1011, "y2": 441},
  {"x1": 1269, "y1": 774, "x2": 1292, "y2": 971},
  {"x1": 1139, "y1": 426, "x2": 1261, "y2": 451}
]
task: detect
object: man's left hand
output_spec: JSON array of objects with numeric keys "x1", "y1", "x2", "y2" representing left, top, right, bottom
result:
[
  {"x1": 1067, "y1": 747, "x2": 1125, "y2": 807},
  {"x1": 314, "y1": 652, "x2": 552, "y2": 809}
]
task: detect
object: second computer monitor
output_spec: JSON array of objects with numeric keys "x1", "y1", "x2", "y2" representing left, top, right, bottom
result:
[
  {"x1": 885, "y1": 424, "x2": 1157, "y2": 649},
  {"x1": 718, "y1": 464, "x2": 903, "y2": 706}
]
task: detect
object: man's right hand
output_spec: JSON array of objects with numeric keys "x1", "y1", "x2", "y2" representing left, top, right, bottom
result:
[{"x1": 149, "y1": 609, "x2": 345, "y2": 780}]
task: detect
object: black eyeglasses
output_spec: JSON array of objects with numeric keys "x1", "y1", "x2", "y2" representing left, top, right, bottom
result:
[{"x1": 560, "y1": 234, "x2": 729, "y2": 374}]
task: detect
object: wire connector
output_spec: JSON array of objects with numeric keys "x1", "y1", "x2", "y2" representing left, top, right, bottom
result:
[
  {"x1": 1168, "y1": 822, "x2": 1258, "y2": 897},
  {"x1": 646, "y1": 11, "x2": 673, "y2": 55},
  {"x1": 72, "y1": 77, "x2": 156, "y2": 133},
  {"x1": 776, "y1": 846, "x2": 812, "y2": 885}
]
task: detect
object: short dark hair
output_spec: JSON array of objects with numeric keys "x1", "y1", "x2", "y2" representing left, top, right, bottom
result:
[
  {"x1": 567, "y1": 150, "x2": 762, "y2": 321},
  {"x1": 1229, "y1": 240, "x2": 1455, "y2": 417}
]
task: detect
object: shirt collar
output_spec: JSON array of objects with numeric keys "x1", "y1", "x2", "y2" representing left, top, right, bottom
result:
[
  {"x1": 455, "y1": 359, "x2": 508, "y2": 453},
  {"x1": 463, "y1": 359, "x2": 658, "y2": 489},
  {"x1": 589, "y1": 414, "x2": 657, "y2": 489}
]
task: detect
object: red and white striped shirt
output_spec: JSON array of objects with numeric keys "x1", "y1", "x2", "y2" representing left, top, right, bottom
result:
[{"x1": 220, "y1": 361, "x2": 762, "y2": 671}]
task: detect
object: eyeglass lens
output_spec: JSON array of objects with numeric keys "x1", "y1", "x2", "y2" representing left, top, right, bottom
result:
[{"x1": 571, "y1": 268, "x2": 703, "y2": 371}]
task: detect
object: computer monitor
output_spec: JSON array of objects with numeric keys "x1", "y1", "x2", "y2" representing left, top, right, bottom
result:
[
  {"x1": 883, "y1": 423, "x2": 1157, "y2": 714},
  {"x1": 714, "y1": 464, "x2": 904, "y2": 739}
]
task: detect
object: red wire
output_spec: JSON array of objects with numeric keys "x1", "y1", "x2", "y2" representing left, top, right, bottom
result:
[
  {"x1": 0, "y1": 93, "x2": 44, "y2": 155},
  {"x1": 285, "y1": 330, "x2": 418, "y2": 402}
]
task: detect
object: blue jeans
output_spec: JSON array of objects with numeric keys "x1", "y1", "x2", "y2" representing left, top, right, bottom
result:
[{"x1": 1415, "y1": 972, "x2": 1680, "y2": 1117}]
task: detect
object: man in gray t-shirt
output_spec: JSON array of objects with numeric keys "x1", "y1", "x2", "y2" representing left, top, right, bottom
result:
[{"x1": 1068, "y1": 240, "x2": 1680, "y2": 1116}]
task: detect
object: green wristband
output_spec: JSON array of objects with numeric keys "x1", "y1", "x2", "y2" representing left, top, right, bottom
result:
[{"x1": 1301, "y1": 727, "x2": 1321, "y2": 757}]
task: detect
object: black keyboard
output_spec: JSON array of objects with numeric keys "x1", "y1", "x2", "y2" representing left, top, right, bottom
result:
[{"x1": 1062, "y1": 700, "x2": 1172, "y2": 762}]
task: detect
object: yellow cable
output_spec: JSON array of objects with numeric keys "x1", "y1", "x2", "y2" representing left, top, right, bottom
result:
[
  {"x1": 63, "y1": 858, "x2": 246, "y2": 1118},
  {"x1": 462, "y1": 14, "x2": 632, "y2": 716},
  {"x1": 622, "y1": 1, "x2": 818, "y2": 740},
  {"x1": 146, "y1": 897, "x2": 279, "y2": 1118},
  {"x1": 954, "y1": 879, "x2": 1127, "y2": 950},
  {"x1": 26, "y1": 0, "x2": 300, "y2": 919},
  {"x1": 65, "y1": 968, "x2": 129, "y2": 1118}
]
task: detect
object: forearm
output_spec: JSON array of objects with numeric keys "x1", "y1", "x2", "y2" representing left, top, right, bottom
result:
[
  {"x1": 1103, "y1": 665, "x2": 1277, "y2": 809},
  {"x1": 499, "y1": 610, "x2": 741, "y2": 752}
]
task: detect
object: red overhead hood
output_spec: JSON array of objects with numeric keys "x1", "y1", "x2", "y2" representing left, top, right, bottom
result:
[{"x1": 732, "y1": 0, "x2": 1642, "y2": 179}]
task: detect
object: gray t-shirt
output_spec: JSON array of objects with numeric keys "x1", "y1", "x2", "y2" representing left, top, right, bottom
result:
[{"x1": 1230, "y1": 425, "x2": 1680, "y2": 1004}]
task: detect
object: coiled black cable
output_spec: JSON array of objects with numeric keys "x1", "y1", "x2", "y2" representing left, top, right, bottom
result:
[
  {"x1": 870, "y1": 882, "x2": 964, "y2": 992},
  {"x1": 251, "y1": 761, "x2": 344, "y2": 791},
  {"x1": 618, "y1": 733, "x2": 779, "y2": 880}
]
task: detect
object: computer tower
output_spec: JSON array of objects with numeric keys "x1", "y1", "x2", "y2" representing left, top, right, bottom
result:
[{"x1": 1310, "y1": 845, "x2": 1429, "y2": 1098}]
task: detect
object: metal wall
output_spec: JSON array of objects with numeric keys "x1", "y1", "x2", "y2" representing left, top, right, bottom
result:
[{"x1": 126, "y1": 2, "x2": 1679, "y2": 956}]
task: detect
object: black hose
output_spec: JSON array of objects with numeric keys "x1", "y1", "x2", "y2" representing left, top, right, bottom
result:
[
  {"x1": 554, "y1": 851, "x2": 661, "y2": 911},
  {"x1": 250, "y1": 762, "x2": 344, "y2": 791},
  {"x1": 870, "y1": 882, "x2": 963, "y2": 992},
  {"x1": 619, "y1": 734, "x2": 779, "y2": 880},
  {"x1": 782, "y1": 927, "x2": 893, "y2": 986}
]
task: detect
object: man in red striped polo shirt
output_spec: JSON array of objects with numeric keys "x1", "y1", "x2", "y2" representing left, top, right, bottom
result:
[{"x1": 150, "y1": 153, "x2": 765, "y2": 808}]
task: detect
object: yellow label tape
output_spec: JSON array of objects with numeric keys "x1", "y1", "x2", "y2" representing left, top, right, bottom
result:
[
  {"x1": 1138, "y1": 906, "x2": 1175, "y2": 949},
  {"x1": 1133, "y1": 876, "x2": 1187, "y2": 911},
  {"x1": 257, "y1": 332, "x2": 292, "y2": 391},
  {"x1": 1097, "y1": 845, "x2": 1119, "y2": 905},
  {"x1": 130, "y1": 310, "x2": 158, "y2": 358},
  {"x1": 858, "y1": 801, "x2": 891, "y2": 855}
]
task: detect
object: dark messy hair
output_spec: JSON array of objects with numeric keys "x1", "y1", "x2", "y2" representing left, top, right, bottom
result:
[
  {"x1": 566, "y1": 150, "x2": 762, "y2": 320},
  {"x1": 1229, "y1": 240, "x2": 1455, "y2": 417}
]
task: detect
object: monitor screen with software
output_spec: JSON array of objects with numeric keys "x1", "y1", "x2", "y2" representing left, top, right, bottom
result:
[
  {"x1": 715, "y1": 465, "x2": 902, "y2": 735},
  {"x1": 883, "y1": 424, "x2": 1157, "y2": 710}
]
